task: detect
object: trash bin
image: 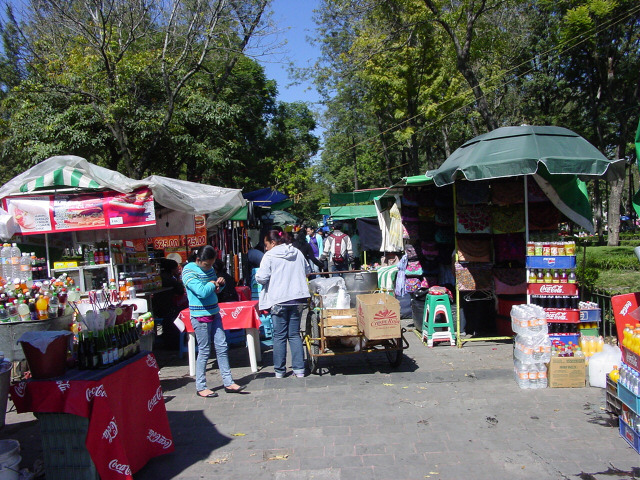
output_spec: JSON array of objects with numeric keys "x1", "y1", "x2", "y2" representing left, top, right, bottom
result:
[
  {"x1": 410, "y1": 288, "x2": 429, "y2": 332},
  {"x1": 0, "y1": 361, "x2": 12, "y2": 429}
]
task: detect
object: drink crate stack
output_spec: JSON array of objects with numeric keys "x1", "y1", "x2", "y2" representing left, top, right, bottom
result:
[{"x1": 616, "y1": 331, "x2": 640, "y2": 453}]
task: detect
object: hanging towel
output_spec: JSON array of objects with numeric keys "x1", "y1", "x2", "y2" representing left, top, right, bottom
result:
[
  {"x1": 394, "y1": 254, "x2": 408, "y2": 297},
  {"x1": 377, "y1": 264, "x2": 399, "y2": 293}
]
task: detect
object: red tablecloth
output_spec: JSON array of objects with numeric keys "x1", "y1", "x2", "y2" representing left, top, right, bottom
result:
[
  {"x1": 10, "y1": 353, "x2": 173, "y2": 480},
  {"x1": 179, "y1": 300, "x2": 261, "y2": 332}
]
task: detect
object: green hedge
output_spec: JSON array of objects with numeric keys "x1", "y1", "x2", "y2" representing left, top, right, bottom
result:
[{"x1": 577, "y1": 245, "x2": 640, "y2": 271}]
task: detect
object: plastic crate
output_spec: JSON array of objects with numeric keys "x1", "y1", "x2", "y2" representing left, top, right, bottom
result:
[
  {"x1": 579, "y1": 327, "x2": 599, "y2": 337},
  {"x1": 35, "y1": 412, "x2": 100, "y2": 480},
  {"x1": 259, "y1": 313, "x2": 273, "y2": 340},
  {"x1": 606, "y1": 374, "x2": 622, "y2": 416},
  {"x1": 225, "y1": 329, "x2": 246, "y2": 347},
  {"x1": 619, "y1": 418, "x2": 640, "y2": 454},
  {"x1": 580, "y1": 308, "x2": 601, "y2": 323},
  {"x1": 618, "y1": 382, "x2": 640, "y2": 413},
  {"x1": 549, "y1": 333, "x2": 579, "y2": 347}
]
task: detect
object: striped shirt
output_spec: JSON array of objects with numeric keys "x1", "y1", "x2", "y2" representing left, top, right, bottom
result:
[{"x1": 181, "y1": 262, "x2": 221, "y2": 317}]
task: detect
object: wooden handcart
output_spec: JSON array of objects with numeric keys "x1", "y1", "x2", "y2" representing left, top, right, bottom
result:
[{"x1": 303, "y1": 293, "x2": 408, "y2": 374}]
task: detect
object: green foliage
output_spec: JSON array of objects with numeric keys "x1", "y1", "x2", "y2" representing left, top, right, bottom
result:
[
  {"x1": 579, "y1": 245, "x2": 640, "y2": 271},
  {"x1": 576, "y1": 266, "x2": 599, "y2": 289}
]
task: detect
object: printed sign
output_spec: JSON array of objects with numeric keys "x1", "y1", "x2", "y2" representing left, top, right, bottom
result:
[{"x1": 3, "y1": 187, "x2": 156, "y2": 235}]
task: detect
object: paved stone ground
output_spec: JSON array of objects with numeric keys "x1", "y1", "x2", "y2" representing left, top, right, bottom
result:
[{"x1": 4, "y1": 321, "x2": 640, "y2": 479}]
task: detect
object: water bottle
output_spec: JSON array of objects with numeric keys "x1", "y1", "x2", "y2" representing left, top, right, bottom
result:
[
  {"x1": 20, "y1": 253, "x2": 32, "y2": 284},
  {"x1": 0, "y1": 243, "x2": 10, "y2": 280},
  {"x1": 633, "y1": 372, "x2": 640, "y2": 396},
  {"x1": 48, "y1": 295, "x2": 60, "y2": 318},
  {"x1": 528, "y1": 363, "x2": 539, "y2": 389},
  {"x1": 537, "y1": 363, "x2": 547, "y2": 388},
  {"x1": 0, "y1": 307, "x2": 8, "y2": 323},
  {"x1": 10, "y1": 243, "x2": 21, "y2": 280},
  {"x1": 515, "y1": 360, "x2": 530, "y2": 389}
]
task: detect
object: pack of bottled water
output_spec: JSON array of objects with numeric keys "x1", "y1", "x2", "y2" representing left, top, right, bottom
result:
[
  {"x1": 511, "y1": 304, "x2": 548, "y2": 337},
  {"x1": 514, "y1": 359, "x2": 548, "y2": 389}
]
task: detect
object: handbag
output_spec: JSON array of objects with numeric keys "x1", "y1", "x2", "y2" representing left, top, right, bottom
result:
[
  {"x1": 491, "y1": 205, "x2": 525, "y2": 234},
  {"x1": 404, "y1": 243, "x2": 419, "y2": 261},
  {"x1": 405, "y1": 277, "x2": 422, "y2": 293},
  {"x1": 456, "y1": 205, "x2": 491, "y2": 234},
  {"x1": 406, "y1": 261, "x2": 423, "y2": 276},
  {"x1": 457, "y1": 181, "x2": 490, "y2": 205},
  {"x1": 493, "y1": 267, "x2": 527, "y2": 295},
  {"x1": 456, "y1": 236, "x2": 492, "y2": 263},
  {"x1": 455, "y1": 262, "x2": 494, "y2": 292},
  {"x1": 491, "y1": 180, "x2": 524, "y2": 205}
]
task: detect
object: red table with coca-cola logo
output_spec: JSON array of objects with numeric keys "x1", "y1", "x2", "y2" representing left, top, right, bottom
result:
[
  {"x1": 10, "y1": 352, "x2": 173, "y2": 480},
  {"x1": 177, "y1": 300, "x2": 262, "y2": 375}
]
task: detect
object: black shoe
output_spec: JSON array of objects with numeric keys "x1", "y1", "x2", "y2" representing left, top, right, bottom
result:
[
  {"x1": 197, "y1": 390, "x2": 218, "y2": 398},
  {"x1": 224, "y1": 385, "x2": 248, "y2": 394}
]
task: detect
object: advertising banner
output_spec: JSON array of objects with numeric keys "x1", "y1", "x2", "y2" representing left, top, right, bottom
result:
[
  {"x1": 153, "y1": 215, "x2": 207, "y2": 253},
  {"x1": 3, "y1": 188, "x2": 156, "y2": 235}
]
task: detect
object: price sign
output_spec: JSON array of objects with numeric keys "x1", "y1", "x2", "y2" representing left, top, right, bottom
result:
[{"x1": 153, "y1": 236, "x2": 180, "y2": 250}]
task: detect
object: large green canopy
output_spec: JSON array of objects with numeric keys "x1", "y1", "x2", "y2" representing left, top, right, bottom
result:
[
  {"x1": 427, "y1": 125, "x2": 624, "y2": 187},
  {"x1": 329, "y1": 189, "x2": 388, "y2": 206},
  {"x1": 319, "y1": 205, "x2": 378, "y2": 219},
  {"x1": 425, "y1": 125, "x2": 625, "y2": 233}
]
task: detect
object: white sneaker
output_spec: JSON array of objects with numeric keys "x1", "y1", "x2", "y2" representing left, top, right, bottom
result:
[
  {"x1": 275, "y1": 372, "x2": 285, "y2": 378},
  {"x1": 294, "y1": 372, "x2": 305, "y2": 378}
]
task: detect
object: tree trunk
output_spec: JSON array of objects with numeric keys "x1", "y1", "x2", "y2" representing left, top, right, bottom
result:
[
  {"x1": 607, "y1": 132, "x2": 629, "y2": 246},
  {"x1": 351, "y1": 136, "x2": 359, "y2": 190}
]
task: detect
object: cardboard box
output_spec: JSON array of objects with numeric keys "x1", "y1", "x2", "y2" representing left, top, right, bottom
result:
[
  {"x1": 356, "y1": 293, "x2": 401, "y2": 340},
  {"x1": 547, "y1": 357, "x2": 586, "y2": 388}
]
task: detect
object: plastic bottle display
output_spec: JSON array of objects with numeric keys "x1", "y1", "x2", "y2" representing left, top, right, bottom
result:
[
  {"x1": 20, "y1": 253, "x2": 32, "y2": 283},
  {"x1": 0, "y1": 243, "x2": 11, "y2": 281},
  {"x1": 511, "y1": 304, "x2": 550, "y2": 389}
]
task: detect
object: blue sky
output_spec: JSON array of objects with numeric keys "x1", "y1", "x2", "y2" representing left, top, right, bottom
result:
[{"x1": 257, "y1": 0, "x2": 324, "y2": 137}]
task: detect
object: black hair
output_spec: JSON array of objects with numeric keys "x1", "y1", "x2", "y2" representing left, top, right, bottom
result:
[
  {"x1": 264, "y1": 229, "x2": 286, "y2": 246},
  {"x1": 295, "y1": 229, "x2": 308, "y2": 243},
  {"x1": 159, "y1": 258, "x2": 179, "y2": 272},
  {"x1": 189, "y1": 245, "x2": 217, "y2": 263}
]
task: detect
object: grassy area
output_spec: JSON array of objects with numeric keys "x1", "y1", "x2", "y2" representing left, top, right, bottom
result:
[{"x1": 577, "y1": 245, "x2": 640, "y2": 294}]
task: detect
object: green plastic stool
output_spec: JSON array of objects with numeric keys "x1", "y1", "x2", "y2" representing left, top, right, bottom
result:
[{"x1": 421, "y1": 293, "x2": 456, "y2": 347}]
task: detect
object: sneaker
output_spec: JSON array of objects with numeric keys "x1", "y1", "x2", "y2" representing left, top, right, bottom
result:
[
  {"x1": 293, "y1": 372, "x2": 305, "y2": 378},
  {"x1": 275, "y1": 372, "x2": 285, "y2": 378}
]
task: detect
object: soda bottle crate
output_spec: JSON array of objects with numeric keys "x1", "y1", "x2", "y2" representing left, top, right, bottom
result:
[
  {"x1": 618, "y1": 381, "x2": 640, "y2": 414},
  {"x1": 545, "y1": 308, "x2": 580, "y2": 323},
  {"x1": 549, "y1": 333, "x2": 579, "y2": 347},
  {"x1": 619, "y1": 417, "x2": 640, "y2": 454},
  {"x1": 35, "y1": 412, "x2": 100, "y2": 480},
  {"x1": 526, "y1": 255, "x2": 576, "y2": 269},
  {"x1": 579, "y1": 327, "x2": 599, "y2": 337},
  {"x1": 606, "y1": 374, "x2": 622, "y2": 417},
  {"x1": 579, "y1": 308, "x2": 601, "y2": 323}
]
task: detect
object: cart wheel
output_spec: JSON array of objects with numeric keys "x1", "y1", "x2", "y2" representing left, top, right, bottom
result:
[
  {"x1": 306, "y1": 310, "x2": 320, "y2": 373},
  {"x1": 384, "y1": 338, "x2": 403, "y2": 367}
]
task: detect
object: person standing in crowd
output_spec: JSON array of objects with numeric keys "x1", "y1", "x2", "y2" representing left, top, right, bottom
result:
[
  {"x1": 292, "y1": 229, "x2": 324, "y2": 272},
  {"x1": 306, "y1": 226, "x2": 323, "y2": 271},
  {"x1": 247, "y1": 241, "x2": 264, "y2": 270},
  {"x1": 214, "y1": 258, "x2": 239, "y2": 303},
  {"x1": 182, "y1": 245, "x2": 247, "y2": 397},
  {"x1": 255, "y1": 230, "x2": 310, "y2": 378},
  {"x1": 159, "y1": 258, "x2": 188, "y2": 314},
  {"x1": 320, "y1": 222, "x2": 353, "y2": 274}
]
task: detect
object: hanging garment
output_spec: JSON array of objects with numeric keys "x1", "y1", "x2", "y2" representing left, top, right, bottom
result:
[
  {"x1": 491, "y1": 180, "x2": 525, "y2": 205},
  {"x1": 455, "y1": 262, "x2": 494, "y2": 292},
  {"x1": 493, "y1": 267, "x2": 527, "y2": 295},
  {"x1": 493, "y1": 233, "x2": 526, "y2": 265},
  {"x1": 456, "y1": 205, "x2": 491, "y2": 234},
  {"x1": 491, "y1": 204, "x2": 526, "y2": 234},
  {"x1": 456, "y1": 235, "x2": 492, "y2": 263},
  {"x1": 394, "y1": 255, "x2": 408, "y2": 297}
]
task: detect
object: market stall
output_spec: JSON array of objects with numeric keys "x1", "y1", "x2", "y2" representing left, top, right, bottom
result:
[{"x1": 375, "y1": 126, "x2": 624, "y2": 349}]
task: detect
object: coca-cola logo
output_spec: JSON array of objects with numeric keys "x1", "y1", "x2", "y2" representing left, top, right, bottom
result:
[
  {"x1": 147, "y1": 385, "x2": 163, "y2": 412},
  {"x1": 86, "y1": 384, "x2": 107, "y2": 402},
  {"x1": 13, "y1": 382, "x2": 26, "y2": 398},
  {"x1": 546, "y1": 311, "x2": 568, "y2": 321},
  {"x1": 539, "y1": 285, "x2": 564, "y2": 294},
  {"x1": 103, "y1": 417, "x2": 118, "y2": 444},
  {"x1": 108, "y1": 459, "x2": 131, "y2": 476},
  {"x1": 231, "y1": 307, "x2": 242, "y2": 319},
  {"x1": 146, "y1": 354, "x2": 158, "y2": 370},
  {"x1": 147, "y1": 429, "x2": 172, "y2": 449},
  {"x1": 56, "y1": 381, "x2": 71, "y2": 393},
  {"x1": 621, "y1": 300, "x2": 633, "y2": 316}
]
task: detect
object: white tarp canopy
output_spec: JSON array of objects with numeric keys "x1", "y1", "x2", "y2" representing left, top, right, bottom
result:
[{"x1": 0, "y1": 155, "x2": 246, "y2": 238}]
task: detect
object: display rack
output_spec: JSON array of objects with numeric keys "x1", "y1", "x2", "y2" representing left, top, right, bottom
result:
[{"x1": 50, "y1": 264, "x2": 112, "y2": 292}]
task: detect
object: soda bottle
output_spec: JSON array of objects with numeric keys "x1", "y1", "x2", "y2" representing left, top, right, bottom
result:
[
  {"x1": 6, "y1": 301, "x2": 19, "y2": 322},
  {"x1": 528, "y1": 269, "x2": 537, "y2": 284},
  {"x1": 48, "y1": 294, "x2": 60, "y2": 318},
  {"x1": 543, "y1": 270, "x2": 552, "y2": 283},
  {"x1": 537, "y1": 270, "x2": 544, "y2": 283},
  {"x1": 568, "y1": 270, "x2": 577, "y2": 283},
  {"x1": 28, "y1": 298, "x2": 38, "y2": 320},
  {"x1": 36, "y1": 293, "x2": 49, "y2": 320},
  {"x1": 560, "y1": 270, "x2": 568, "y2": 283},
  {"x1": 0, "y1": 307, "x2": 8, "y2": 323},
  {"x1": 17, "y1": 300, "x2": 29, "y2": 321},
  {"x1": 552, "y1": 271, "x2": 560, "y2": 284}
]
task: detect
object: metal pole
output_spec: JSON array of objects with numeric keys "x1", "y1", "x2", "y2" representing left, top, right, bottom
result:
[{"x1": 45, "y1": 233, "x2": 51, "y2": 279}]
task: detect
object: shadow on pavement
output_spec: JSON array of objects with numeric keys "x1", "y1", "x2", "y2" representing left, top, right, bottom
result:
[{"x1": 134, "y1": 410, "x2": 231, "y2": 479}]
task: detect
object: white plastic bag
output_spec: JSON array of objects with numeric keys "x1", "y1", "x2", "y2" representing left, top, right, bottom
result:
[{"x1": 588, "y1": 344, "x2": 622, "y2": 388}]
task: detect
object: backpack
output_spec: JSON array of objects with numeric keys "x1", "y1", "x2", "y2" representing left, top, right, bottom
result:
[{"x1": 331, "y1": 233, "x2": 346, "y2": 263}]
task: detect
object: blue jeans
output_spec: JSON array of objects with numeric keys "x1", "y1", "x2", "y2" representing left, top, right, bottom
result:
[
  {"x1": 330, "y1": 262, "x2": 348, "y2": 277},
  {"x1": 271, "y1": 304, "x2": 305, "y2": 375},
  {"x1": 192, "y1": 313, "x2": 233, "y2": 391}
]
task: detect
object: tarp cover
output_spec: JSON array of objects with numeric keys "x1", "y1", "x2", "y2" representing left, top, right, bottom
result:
[
  {"x1": 319, "y1": 205, "x2": 378, "y2": 220},
  {"x1": 330, "y1": 189, "x2": 388, "y2": 206},
  {"x1": 0, "y1": 156, "x2": 245, "y2": 233}
]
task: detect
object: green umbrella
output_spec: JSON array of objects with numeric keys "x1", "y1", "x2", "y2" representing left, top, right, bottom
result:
[
  {"x1": 427, "y1": 125, "x2": 624, "y2": 186},
  {"x1": 426, "y1": 125, "x2": 625, "y2": 233},
  {"x1": 261, "y1": 210, "x2": 298, "y2": 226}
]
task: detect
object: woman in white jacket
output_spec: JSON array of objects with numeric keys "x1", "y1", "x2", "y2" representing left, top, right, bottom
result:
[{"x1": 255, "y1": 230, "x2": 310, "y2": 378}]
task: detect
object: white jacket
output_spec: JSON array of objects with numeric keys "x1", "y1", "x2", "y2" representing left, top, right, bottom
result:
[
  {"x1": 320, "y1": 230, "x2": 353, "y2": 265},
  {"x1": 255, "y1": 243, "x2": 310, "y2": 309}
]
